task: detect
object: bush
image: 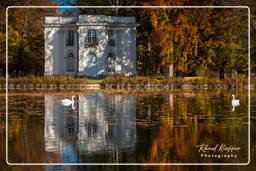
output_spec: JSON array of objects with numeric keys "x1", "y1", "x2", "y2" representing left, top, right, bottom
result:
[{"x1": 102, "y1": 76, "x2": 250, "y2": 87}]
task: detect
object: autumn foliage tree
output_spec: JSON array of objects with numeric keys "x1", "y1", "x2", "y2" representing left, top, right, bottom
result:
[
  {"x1": 0, "y1": 0, "x2": 251, "y2": 78},
  {"x1": 144, "y1": 0, "x2": 249, "y2": 78},
  {"x1": 144, "y1": 0, "x2": 202, "y2": 78},
  {"x1": 0, "y1": 0, "x2": 58, "y2": 77}
]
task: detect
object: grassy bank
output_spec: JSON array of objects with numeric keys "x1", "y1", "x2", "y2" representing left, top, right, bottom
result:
[
  {"x1": 101, "y1": 76, "x2": 250, "y2": 86},
  {"x1": 0, "y1": 76, "x2": 252, "y2": 86},
  {"x1": 0, "y1": 76, "x2": 254, "y2": 90}
]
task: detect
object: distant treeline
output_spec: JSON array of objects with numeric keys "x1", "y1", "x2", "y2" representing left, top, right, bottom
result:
[{"x1": 0, "y1": 0, "x2": 255, "y2": 78}]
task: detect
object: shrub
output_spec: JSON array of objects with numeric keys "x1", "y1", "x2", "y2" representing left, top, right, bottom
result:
[{"x1": 102, "y1": 76, "x2": 250, "y2": 87}]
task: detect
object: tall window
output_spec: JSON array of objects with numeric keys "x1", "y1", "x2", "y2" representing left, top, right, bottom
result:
[
  {"x1": 86, "y1": 29, "x2": 97, "y2": 46},
  {"x1": 106, "y1": 52, "x2": 115, "y2": 71},
  {"x1": 67, "y1": 123, "x2": 74, "y2": 135},
  {"x1": 66, "y1": 30, "x2": 74, "y2": 46},
  {"x1": 66, "y1": 53, "x2": 74, "y2": 72},
  {"x1": 107, "y1": 30, "x2": 115, "y2": 46}
]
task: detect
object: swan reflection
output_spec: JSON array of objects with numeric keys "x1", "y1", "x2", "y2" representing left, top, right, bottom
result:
[
  {"x1": 44, "y1": 92, "x2": 136, "y2": 163},
  {"x1": 231, "y1": 94, "x2": 240, "y2": 112}
]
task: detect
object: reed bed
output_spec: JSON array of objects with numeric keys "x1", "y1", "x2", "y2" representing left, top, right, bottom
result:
[
  {"x1": 0, "y1": 76, "x2": 88, "y2": 85},
  {"x1": 102, "y1": 76, "x2": 250, "y2": 87}
]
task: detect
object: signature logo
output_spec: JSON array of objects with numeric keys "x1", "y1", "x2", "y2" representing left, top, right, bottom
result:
[
  {"x1": 196, "y1": 143, "x2": 241, "y2": 153},
  {"x1": 196, "y1": 143, "x2": 241, "y2": 159}
]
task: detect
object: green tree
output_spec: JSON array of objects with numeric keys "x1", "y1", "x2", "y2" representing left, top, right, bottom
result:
[{"x1": 1, "y1": 0, "x2": 58, "y2": 77}]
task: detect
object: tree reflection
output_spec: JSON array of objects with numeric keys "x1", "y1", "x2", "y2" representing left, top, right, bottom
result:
[
  {"x1": 139, "y1": 91, "x2": 248, "y2": 165},
  {"x1": 6, "y1": 90, "x2": 248, "y2": 164}
]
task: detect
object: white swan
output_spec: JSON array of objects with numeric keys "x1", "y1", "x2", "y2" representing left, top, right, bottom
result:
[
  {"x1": 61, "y1": 96, "x2": 75, "y2": 106},
  {"x1": 231, "y1": 94, "x2": 240, "y2": 106},
  {"x1": 71, "y1": 102, "x2": 75, "y2": 110}
]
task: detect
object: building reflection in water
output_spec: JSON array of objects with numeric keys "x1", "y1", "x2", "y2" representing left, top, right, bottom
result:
[{"x1": 44, "y1": 92, "x2": 136, "y2": 163}]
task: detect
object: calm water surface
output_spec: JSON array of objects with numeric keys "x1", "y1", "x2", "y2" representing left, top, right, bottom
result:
[
  {"x1": 0, "y1": 91, "x2": 256, "y2": 170},
  {"x1": 2, "y1": 90, "x2": 252, "y2": 167}
]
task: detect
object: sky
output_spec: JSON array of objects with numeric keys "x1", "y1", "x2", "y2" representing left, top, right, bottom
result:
[{"x1": 54, "y1": 0, "x2": 76, "y2": 13}]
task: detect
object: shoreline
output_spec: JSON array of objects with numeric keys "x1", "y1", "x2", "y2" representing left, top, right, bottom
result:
[
  {"x1": 0, "y1": 83, "x2": 254, "y2": 91},
  {"x1": 0, "y1": 76, "x2": 254, "y2": 91}
]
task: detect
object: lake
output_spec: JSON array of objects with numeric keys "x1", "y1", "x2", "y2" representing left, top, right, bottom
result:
[{"x1": 1, "y1": 89, "x2": 255, "y2": 170}]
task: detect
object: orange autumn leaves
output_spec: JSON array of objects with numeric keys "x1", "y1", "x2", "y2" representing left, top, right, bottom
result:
[{"x1": 143, "y1": 0, "x2": 248, "y2": 76}]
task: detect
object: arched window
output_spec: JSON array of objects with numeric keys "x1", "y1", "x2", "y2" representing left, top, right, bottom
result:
[
  {"x1": 86, "y1": 29, "x2": 97, "y2": 46},
  {"x1": 66, "y1": 53, "x2": 75, "y2": 72},
  {"x1": 106, "y1": 52, "x2": 115, "y2": 72}
]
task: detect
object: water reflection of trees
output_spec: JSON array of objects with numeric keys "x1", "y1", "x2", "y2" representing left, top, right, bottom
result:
[
  {"x1": 5, "y1": 90, "x2": 249, "y2": 165},
  {"x1": 138, "y1": 91, "x2": 248, "y2": 165}
]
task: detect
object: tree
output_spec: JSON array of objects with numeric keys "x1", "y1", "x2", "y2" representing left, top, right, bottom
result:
[
  {"x1": 204, "y1": 8, "x2": 248, "y2": 79},
  {"x1": 144, "y1": 1, "x2": 205, "y2": 78},
  {"x1": 144, "y1": 0, "x2": 249, "y2": 78},
  {"x1": 1, "y1": 0, "x2": 58, "y2": 77}
]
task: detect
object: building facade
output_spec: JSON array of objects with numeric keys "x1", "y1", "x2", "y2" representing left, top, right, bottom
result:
[{"x1": 44, "y1": 15, "x2": 138, "y2": 77}]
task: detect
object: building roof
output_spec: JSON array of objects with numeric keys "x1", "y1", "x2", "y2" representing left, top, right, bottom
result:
[{"x1": 44, "y1": 15, "x2": 137, "y2": 26}]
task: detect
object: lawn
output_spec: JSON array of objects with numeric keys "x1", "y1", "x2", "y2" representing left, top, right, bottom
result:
[{"x1": 87, "y1": 79, "x2": 102, "y2": 84}]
